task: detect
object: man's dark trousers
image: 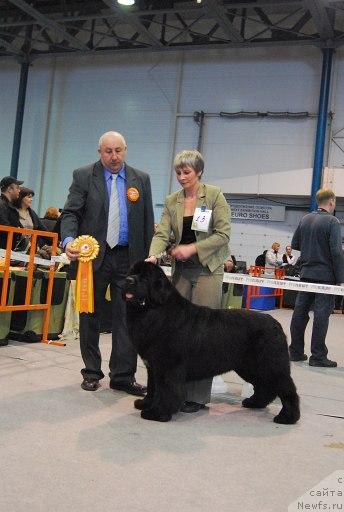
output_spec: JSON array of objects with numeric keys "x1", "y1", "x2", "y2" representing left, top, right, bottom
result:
[
  {"x1": 290, "y1": 287, "x2": 335, "y2": 361},
  {"x1": 79, "y1": 245, "x2": 137, "y2": 383}
]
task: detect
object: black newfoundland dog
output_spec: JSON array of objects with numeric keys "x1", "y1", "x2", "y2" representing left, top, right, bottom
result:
[{"x1": 124, "y1": 261, "x2": 300, "y2": 425}]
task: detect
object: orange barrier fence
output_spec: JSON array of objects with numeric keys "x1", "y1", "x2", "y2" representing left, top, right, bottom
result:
[
  {"x1": 0, "y1": 225, "x2": 65, "y2": 346},
  {"x1": 245, "y1": 266, "x2": 285, "y2": 310}
]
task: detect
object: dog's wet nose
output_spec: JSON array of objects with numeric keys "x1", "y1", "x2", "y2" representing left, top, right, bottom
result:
[{"x1": 125, "y1": 276, "x2": 136, "y2": 286}]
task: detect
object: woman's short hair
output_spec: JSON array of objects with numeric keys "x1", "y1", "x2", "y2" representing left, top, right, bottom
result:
[
  {"x1": 173, "y1": 150, "x2": 204, "y2": 176},
  {"x1": 44, "y1": 207, "x2": 60, "y2": 219},
  {"x1": 13, "y1": 187, "x2": 34, "y2": 208}
]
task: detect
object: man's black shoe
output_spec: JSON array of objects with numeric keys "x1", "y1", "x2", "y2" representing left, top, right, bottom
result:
[
  {"x1": 81, "y1": 377, "x2": 100, "y2": 391},
  {"x1": 289, "y1": 353, "x2": 308, "y2": 362},
  {"x1": 0, "y1": 339, "x2": 9, "y2": 347},
  {"x1": 110, "y1": 381, "x2": 147, "y2": 396},
  {"x1": 180, "y1": 401, "x2": 206, "y2": 413},
  {"x1": 309, "y1": 358, "x2": 337, "y2": 368}
]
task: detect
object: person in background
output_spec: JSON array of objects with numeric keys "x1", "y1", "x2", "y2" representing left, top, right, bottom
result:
[
  {"x1": 146, "y1": 149, "x2": 230, "y2": 413},
  {"x1": 289, "y1": 189, "x2": 344, "y2": 367},
  {"x1": 61, "y1": 131, "x2": 154, "y2": 395},
  {"x1": 282, "y1": 245, "x2": 297, "y2": 266},
  {"x1": 0, "y1": 176, "x2": 23, "y2": 249},
  {"x1": 14, "y1": 187, "x2": 47, "y2": 232},
  {"x1": 255, "y1": 249, "x2": 267, "y2": 267},
  {"x1": 41, "y1": 207, "x2": 60, "y2": 232},
  {"x1": 265, "y1": 242, "x2": 283, "y2": 268},
  {"x1": 13, "y1": 187, "x2": 48, "y2": 251}
]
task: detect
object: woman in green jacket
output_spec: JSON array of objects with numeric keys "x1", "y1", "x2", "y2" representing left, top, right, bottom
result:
[{"x1": 147, "y1": 149, "x2": 231, "y2": 413}]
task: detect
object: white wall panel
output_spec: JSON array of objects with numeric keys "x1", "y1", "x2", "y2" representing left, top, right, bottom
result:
[
  {"x1": 18, "y1": 53, "x2": 179, "y2": 218},
  {"x1": 180, "y1": 47, "x2": 320, "y2": 112},
  {"x1": 1, "y1": 46, "x2": 343, "y2": 264}
]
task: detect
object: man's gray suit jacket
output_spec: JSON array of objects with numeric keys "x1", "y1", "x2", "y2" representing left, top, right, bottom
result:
[{"x1": 60, "y1": 160, "x2": 154, "y2": 270}]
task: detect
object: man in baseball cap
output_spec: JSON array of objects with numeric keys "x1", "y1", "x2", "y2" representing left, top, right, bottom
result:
[
  {"x1": 0, "y1": 175, "x2": 24, "y2": 250},
  {"x1": 0, "y1": 176, "x2": 24, "y2": 192}
]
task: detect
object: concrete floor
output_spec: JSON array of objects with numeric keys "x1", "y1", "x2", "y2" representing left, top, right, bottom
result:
[{"x1": 0, "y1": 309, "x2": 343, "y2": 512}]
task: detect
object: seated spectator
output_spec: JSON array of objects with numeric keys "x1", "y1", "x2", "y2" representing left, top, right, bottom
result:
[
  {"x1": 265, "y1": 242, "x2": 283, "y2": 268},
  {"x1": 14, "y1": 188, "x2": 43, "y2": 230},
  {"x1": 13, "y1": 187, "x2": 47, "y2": 250},
  {"x1": 255, "y1": 249, "x2": 267, "y2": 267},
  {"x1": 0, "y1": 176, "x2": 23, "y2": 249},
  {"x1": 282, "y1": 245, "x2": 297, "y2": 266},
  {"x1": 41, "y1": 207, "x2": 60, "y2": 232}
]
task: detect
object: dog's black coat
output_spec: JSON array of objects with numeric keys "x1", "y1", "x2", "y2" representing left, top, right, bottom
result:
[{"x1": 124, "y1": 261, "x2": 300, "y2": 424}]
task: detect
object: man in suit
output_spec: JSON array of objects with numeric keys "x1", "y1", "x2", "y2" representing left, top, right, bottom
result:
[{"x1": 61, "y1": 131, "x2": 154, "y2": 394}]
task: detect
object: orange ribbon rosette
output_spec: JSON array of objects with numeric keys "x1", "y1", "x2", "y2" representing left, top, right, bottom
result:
[
  {"x1": 72, "y1": 235, "x2": 99, "y2": 313},
  {"x1": 127, "y1": 187, "x2": 140, "y2": 202}
]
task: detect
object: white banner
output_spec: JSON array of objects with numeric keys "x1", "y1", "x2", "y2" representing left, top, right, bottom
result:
[
  {"x1": 161, "y1": 266, "x2": 344, "y2": 296},
  {"x1": 230, "y1": 203, "x2": 285, "y2": 222}
]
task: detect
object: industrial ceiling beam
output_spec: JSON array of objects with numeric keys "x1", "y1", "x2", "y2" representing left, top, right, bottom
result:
[
  {"x1": 0, "y1": 36, "x2": 24, "y2": 56},
  {"x1": 303, "y1": 0, "x2": 335, "y2": 40},
  {"x1": 102, "y1": 0, "x2": 164, "y2": 48},
  {"x1": 1, "y1": 0, "x2": 344, "y2": 59},
  {"x1": 203, "y1": 0, "x2": 244, "y2": 42},
  {"x1": 7, "y1": 0, "x2": 89, "y2": 51}
]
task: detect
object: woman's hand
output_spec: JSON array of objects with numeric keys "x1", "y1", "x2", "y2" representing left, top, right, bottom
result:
[
  {"x1": 145, "y1": 256, "x2": 158, "y2": 264},
  {"x1": 171, "y1": 244, "x2": 197, "y2": 261},
  {"x1": 224, "y1": 259, "x2": 234, "y2": 272}
]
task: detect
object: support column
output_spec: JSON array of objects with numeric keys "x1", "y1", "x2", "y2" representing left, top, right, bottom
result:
[
  {"x1": 10, "y1": 60, "x2": 30, "y2": 178},
  {"x1": 194, "y1": 110, "x2": 205, "y2": 152},
  {"x1": 310, "y1": 48, "x2": 334, "y2": 211}
]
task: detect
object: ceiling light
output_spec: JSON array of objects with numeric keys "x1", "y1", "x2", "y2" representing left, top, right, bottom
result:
[{"x1": 117, "y1": 0, "x2": 135, "y2": 5}]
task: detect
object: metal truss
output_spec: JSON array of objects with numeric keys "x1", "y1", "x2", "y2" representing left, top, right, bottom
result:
[
  {"x1": 0, "y1": 0, "x2": 344, "y2": 60},
  {"x1": 331, "y1": 125, "x2": 344, "y2": 158}
]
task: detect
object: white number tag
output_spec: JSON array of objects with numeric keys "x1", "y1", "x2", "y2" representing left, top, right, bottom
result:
[{"x1": 191, "y1": 207, "x2": 212, "y2": 232}]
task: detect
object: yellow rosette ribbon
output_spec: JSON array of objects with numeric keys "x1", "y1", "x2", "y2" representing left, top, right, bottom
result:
[{"x1": 72, "y1": 235, "x2": 99, "y2": 313}]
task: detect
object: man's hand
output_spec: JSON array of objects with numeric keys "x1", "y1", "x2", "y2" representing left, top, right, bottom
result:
[
  {"x1": 171, "y1": 243, "x2": 197, "y2": 261},
  {"x1": 65, "y1": 241, "x2": 80, "y2": 261}
]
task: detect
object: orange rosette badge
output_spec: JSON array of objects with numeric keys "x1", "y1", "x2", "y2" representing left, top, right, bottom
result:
[
  {"x1": 127, "y1": 187, "x2": 140, "y2": 202},
  {"x1": 72, "y1": 235, "x2": 99, "y2": 313}
]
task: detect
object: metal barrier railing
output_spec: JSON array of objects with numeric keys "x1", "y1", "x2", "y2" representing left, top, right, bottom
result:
[
  {"x1": 245, "y1": 265, "x2": 285, "y2": 310},
  {"x1": 0, "y1": 225, "x2": 64, "y2": 346}
]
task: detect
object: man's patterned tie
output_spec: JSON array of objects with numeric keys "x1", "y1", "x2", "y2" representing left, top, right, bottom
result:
[{"x1": 106, "y1": 174, "x2": 120, "y2": 248}]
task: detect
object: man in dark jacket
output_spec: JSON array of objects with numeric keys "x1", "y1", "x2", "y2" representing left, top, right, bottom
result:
[
  {"x1": 289, "y1": 189, "x2": 344, "y2": 367},
  {"x1": 61, "y1": 131, "x2": 154, "y2": 394},
  {"x1": 0, "y1": 176, "x2": 24, "y2": 249}
]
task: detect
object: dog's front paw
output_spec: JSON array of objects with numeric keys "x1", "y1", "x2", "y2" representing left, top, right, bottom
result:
[
  {"x1": 134, "y1": 398, "x2": 152, "y2": 410},
  {"x1": 141, "y1": 409, "x2": 172, "y2": 422}
]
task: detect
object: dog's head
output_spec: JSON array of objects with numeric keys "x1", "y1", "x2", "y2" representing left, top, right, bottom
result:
[{"x1": 123, "y1": 261, "x2": 172, "y2": 308}]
